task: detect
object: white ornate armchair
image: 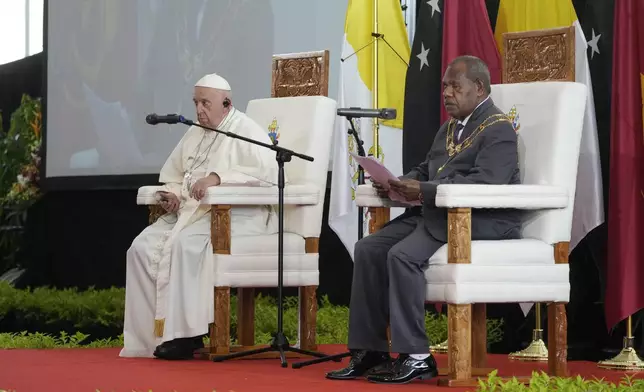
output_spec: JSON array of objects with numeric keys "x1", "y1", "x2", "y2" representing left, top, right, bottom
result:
[
  {"x1": 137, "y1": 95, "x2": 337, "y2": 359},
  {"x1": 356, "y1": 81, "x2": 587, "y2": 386}
]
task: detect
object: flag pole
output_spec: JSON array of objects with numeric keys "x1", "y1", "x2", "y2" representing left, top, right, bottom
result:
[
  {"x1": 598, "y1": 315, "x2": 644, "y2": 370},
  {"x1": 373, "y1": 0, "x2": 380, "y2": 159}
]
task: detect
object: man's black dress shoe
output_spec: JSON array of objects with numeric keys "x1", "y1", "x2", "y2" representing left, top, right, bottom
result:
[
  {"x1": 153, "y1": 336, "x2": 204, "y2": 360},
  {"x1": 325, "y1": 350, "x2": 392, "y2": 380},
  {"x1": 366, "y1": 354, "x2": 438, "y2": 384}
]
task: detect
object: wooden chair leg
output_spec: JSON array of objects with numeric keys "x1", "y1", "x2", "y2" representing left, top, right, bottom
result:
[
  {"x1": 236, "y1": 288, "x2": 255, "y2": 346},
  {"x1": 472, "y1": 303, "x2": 487, "y2": 368},
  {"x1": 548, "y1": 302, "x2": 567, "y2": 377},
  {"x1": 210, "y1": 286, "x2": 231, "y2": 357},
  {"x1": 368, "y1": 207, "x2": 390, "y2": 233},
  {"x1": 299, "y1": 238, "x2": 320, "y2": 351},
  {"x1": 447, "y1": 304, "x2": 472, "y2": 382},
  {"x1": 299, "y1": 285, "x2": 318, "y2": 350},
  {"x1": 549, "y1": 242, "x2": 569, "y2": 376}
]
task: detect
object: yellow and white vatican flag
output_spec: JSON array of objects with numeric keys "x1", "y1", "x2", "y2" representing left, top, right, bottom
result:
[
  {"x1": 495, "y1": 0, "x2": 605, "y2": 316},
  {"x1": 329, "y1": 0, "x2": 410, "y2": 259}
]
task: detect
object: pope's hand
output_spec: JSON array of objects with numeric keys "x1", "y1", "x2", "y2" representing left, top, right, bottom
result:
[
  {"x1": 158, "y1": 191, "x2": 180, "y2": 213},
  {"x1": 388, "y1": 178, "x2": 421, "y2": 201},
  {"x1": 190, "y1": 173, "x2": 221, "y2": 201}
]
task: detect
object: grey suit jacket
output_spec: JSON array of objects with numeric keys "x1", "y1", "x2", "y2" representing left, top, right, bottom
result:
[{"x1": 396, "y1": 97, "x2": 522, "y2": 243}]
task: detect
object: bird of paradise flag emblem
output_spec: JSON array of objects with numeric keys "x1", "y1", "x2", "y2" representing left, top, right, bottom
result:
[{"x1": 267, "y1": 118, "x2": 280, "y2": 144}]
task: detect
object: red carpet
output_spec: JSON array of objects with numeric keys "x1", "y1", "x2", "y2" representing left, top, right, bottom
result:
[{"x1": 0, "y1": 345, "x2": 641, "y2": 391}]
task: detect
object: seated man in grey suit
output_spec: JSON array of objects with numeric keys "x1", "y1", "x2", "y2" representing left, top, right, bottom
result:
[{"x1": 327, "y1": 55, "x2": 521, "y2": 384}]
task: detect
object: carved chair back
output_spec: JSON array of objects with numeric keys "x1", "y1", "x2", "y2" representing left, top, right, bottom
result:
[
  {"x1": 501, "y1": 26, "x2": 575, "y2": 83},
  {"x1": 271, "y1": 50, "x2": 330, "y2": 98}
]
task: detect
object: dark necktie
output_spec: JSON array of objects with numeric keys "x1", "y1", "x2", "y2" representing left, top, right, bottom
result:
[{"x1": 455, "y1": 123, "x2": 465, "y2": 143}]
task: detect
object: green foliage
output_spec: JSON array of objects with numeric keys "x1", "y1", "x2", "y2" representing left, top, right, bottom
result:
[
  {"x1": 226, "y1": 294, "x2": 352, "y2": 345},
  {"x1": 0, "y1": 282, "x2": 503, "y2": 348},
  {"x1": 477, "y1": 370, "x2": 644, "y2": 391},
  {"x1": 0, "y1": 94, "x2": 43, "y2": 276},
  {"x1": 424, "y1": 312, "x2": 504, "y2": 346},
  {"x1": 0, "y1": 94, "x2": 42, "y2": 205},
  {"x1": 0, "y1": 331, "x2": 123, "y2": 349},
  {"x1": 19, "y1": 373, "x2": 644, "y2": 392},
  {"x1": 0, "y1": 282, "x2": 126, "y2": 332}
]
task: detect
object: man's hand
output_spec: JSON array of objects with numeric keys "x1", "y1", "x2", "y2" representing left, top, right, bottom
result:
[
  {"x1": 371, "y1": 180, "x2": 390, "y2": 198},
  {"x1": 158, "y1": 191, "x2": 180, "y2": 213},
  {"x1": 388, "y1": 178, "x2": 421, "y2": 201},
  {"x1": 190, "y1": 173, "x2": 221, "y2": 201}
]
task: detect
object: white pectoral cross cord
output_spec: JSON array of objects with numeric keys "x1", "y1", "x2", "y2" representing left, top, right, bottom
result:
[{"x1": 184, "y1": 132, "x2": 218, "y2": 193}]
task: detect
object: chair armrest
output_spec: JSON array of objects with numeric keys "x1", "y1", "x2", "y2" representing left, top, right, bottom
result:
[
  {"x1": 137, "y1": 185, "x2": 164, "y2": 205},
  {"x1": 355, "y1": 184, "x2": 416, "y2": 208},
  {"x1": 201, "y1": 184, "x2": 319, "y2": 205},
  {"x1": 435, "y1": 184, "x2": 568, "y2": 209}
]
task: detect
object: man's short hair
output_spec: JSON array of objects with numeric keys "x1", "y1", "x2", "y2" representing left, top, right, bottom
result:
[{"x1": 448, "y1": 55, "x2": 492, "y2": 94}]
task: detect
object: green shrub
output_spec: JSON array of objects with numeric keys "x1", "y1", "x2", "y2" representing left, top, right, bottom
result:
[
  {"x1": 0, "y1": 94, "x2": 42, "y2": 205},
  {"x1": 0, "y1": 331, "x2": 123, "y2": 349},
  {"x1": 0, "y1": 94, "x2": 43, "y2": 276},
  {"x1": 5, "y1": 372, "x2": 640, "y2": 391},
  {"x1": 477, "y1": 370, "x2": 644, "y2": 391},
  {"x1": 0, "y1": 282, "x2": 125, "y2": 341},
  {"x1": 0, "y1": 282, "x2": 503, "y2": 347}
]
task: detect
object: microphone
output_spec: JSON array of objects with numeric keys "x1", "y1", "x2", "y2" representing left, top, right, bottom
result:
[
  {"x1": 145, "y1": 113, "x2": 185, "y2": 125},
  {"x1": 336, "y1": 107, "x2": 397, "y2": 120}
]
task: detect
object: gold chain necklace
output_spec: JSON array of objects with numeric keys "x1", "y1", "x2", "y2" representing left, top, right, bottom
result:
[
  {"x1": 436, "y1": 113, "x2": 512, "y2": 174},
  {"x1": 445, "y1": 114, "x2": 511, "y2": 157}
]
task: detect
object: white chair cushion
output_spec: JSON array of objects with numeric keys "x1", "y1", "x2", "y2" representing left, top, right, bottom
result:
[
  {"x1": 213, "y1": 232, "x2": 318, "y2": 287},
  {"x1": 435, "y1": 184, "x2": 568, "y2": 209},
  {"x1": 213, "y1": 253, "x2": 318, "y2": 287},
  {"x1": 428, "y1": 239, "x2": 554, "y2": 266},
  {"x1": 425, "y1": 239, "x2": 569, "y2": 304},
  {"x1": 202, "y1": 184, "x2": 319, "y2": 205},
  {"x1": 231, "y1": 233, "x2": 305, "y2": 255}
]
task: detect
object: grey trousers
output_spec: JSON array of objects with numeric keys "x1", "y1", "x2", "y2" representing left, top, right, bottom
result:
[{"x1": 347, "y1": 215, "x2": 444, "y2": 354}]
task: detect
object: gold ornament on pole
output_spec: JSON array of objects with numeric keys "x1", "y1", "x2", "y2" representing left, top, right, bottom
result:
[
  {"x1": 508, "y1": 303, "x2": 548, "y2": 361},
  {"x1": 598, "y1": 315, "x2": 644, "y2": 370},
  {"x1": 430, "y1": 339, "x2": 448, "y2": 354}
]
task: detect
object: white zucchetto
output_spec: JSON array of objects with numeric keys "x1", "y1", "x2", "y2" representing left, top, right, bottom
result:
[{"x1": 194, "y1": 73, "x2": 231, "y2": 91}]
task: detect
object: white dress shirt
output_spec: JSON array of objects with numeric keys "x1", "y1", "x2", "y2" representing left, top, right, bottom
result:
[{"x1": 456, "y1": 95, "x2": 490, "y2": 141}]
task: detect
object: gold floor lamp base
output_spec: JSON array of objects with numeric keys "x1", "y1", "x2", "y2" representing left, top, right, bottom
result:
[
  {"x1": 598, "y1": 337, "x2": 644, "y2": 371},
  {"x1": 508, "y1": 329, "x2": 548, "y2": 361},
  {"x1": 430, "y1": 339, "x2": 448, "y2": 354}
]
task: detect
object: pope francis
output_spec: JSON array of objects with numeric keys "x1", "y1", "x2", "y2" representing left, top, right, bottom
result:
[{"x1": 120, "y1": 73, "x2": 279, "y2": 360}]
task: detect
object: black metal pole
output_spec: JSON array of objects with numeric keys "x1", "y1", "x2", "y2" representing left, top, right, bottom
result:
[
  {"x1": 277, "y1": 157, "x2": 285, "y2": 336},
  {"x1": 348, "y1": 117, "x2": 366, "y2": 241}
]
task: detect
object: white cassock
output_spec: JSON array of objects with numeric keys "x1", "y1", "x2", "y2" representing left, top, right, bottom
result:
[{"x1": 120, "y1": 107, "x2": 279, "y2": 357}]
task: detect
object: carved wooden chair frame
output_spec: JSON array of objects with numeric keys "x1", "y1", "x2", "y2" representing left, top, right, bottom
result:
[
  {"x1": 148, "y1": 50, "x2": 330, "y2": 359},
  {"x1": 213, "y1": 50, "x2": 331, "y2": 358},
  {"x1": 368, "y1": 26, "x2": 575, "y2": 386}
]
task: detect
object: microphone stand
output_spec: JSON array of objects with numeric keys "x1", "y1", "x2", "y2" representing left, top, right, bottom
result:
[
  {"x1": 292, "y1": 116, "x2": 366, "y2": 369},
  {"x1": 348, "y1": 117, "x2": 367, "y2": 240},
  {"x1": 176, "y1": 117, "x2": 330, "y2": 368}
]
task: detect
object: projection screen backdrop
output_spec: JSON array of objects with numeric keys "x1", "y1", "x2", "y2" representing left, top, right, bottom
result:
[{"x1": 45, "y1": 0, "x2": 346, "y2": 184}]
